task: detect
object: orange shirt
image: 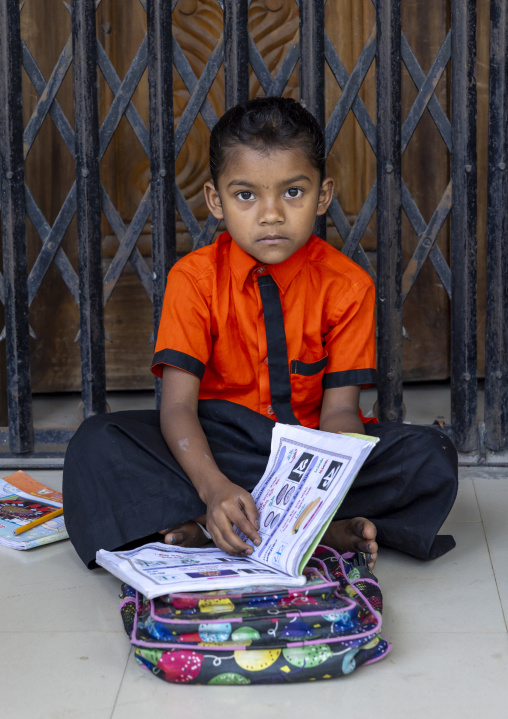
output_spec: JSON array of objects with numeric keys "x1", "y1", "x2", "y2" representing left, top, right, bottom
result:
[{"x1": 152, "y1": 232, "x2": 377, "y2": 428}]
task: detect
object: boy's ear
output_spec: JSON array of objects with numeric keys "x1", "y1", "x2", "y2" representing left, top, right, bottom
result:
[
  {"x1": 204, "y1": 181, "x2": 224, "y2": 219},
  {"x1": 316, "y1": 177, "x2": 335, "y2": 216}
]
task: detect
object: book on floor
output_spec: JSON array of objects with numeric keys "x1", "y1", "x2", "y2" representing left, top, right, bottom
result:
[
  {"x1": 96, "y1": 423, "x2": 379, "y2": 598},
  {"x1": 0, "y1": 470, "x2": 68, "y2": 550}
]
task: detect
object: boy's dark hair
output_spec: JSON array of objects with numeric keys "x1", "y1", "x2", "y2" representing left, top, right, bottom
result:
[{"x1": 209, "y1": 96, "x2": 326, "y2": 186}]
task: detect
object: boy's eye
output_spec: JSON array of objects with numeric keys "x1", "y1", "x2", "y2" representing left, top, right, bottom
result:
[
  {"x1": 237, "y1": 191, "x2": 254, "y2": 201},
  {"x1": 285, "y1": 187, "x2": 303, "y2": 198}
]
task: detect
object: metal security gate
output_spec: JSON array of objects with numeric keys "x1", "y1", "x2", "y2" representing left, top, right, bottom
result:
[{"x1": 0, "y1": 0, "x2": 506, "y2": 466}]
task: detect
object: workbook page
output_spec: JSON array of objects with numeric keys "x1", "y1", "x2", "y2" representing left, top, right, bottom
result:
[
  {"x1": 96, "y1": 544, "x2": 306, "y2": 599},
  {"x1": 237, "y1": 424, "x2": 378, "y2": 576}
]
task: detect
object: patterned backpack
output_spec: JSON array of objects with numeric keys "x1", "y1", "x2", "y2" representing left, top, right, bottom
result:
[{"x1": 119, "y1": 545, "x2": 391, "y2": 685}]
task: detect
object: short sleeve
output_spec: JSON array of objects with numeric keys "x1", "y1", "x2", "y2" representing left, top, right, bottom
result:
[
  {"x1": 151, "y1": 266, "x2": 212, "y2": 380},
  {"x1": 323, "y1": 276, "x2": 377, "y2": 389}
]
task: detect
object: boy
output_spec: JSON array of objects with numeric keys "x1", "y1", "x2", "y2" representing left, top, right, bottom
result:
[{"x1": 63, "y1": 97, "x2": 457, "y2": 569}]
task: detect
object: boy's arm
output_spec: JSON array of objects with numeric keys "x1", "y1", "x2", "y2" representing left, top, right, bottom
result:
[
  {"x1": 160, "y1": 365, "x2": 261, "y2": 555},
  {"x1": 319, "y1": 385, "x2": 365, "y2": 435}
]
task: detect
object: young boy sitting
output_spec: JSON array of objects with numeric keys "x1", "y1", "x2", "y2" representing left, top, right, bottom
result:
[{"x1": 63, "y1": 97, "x2": 458, "y2": 570}]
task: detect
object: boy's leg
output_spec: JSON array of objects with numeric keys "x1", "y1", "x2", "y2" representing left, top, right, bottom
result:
[
  {"x1": 63, "y1": 402, "x2": 273, "y2": 568},
  {"x1": 63, "y1": 409, "x2": 207, "y2": 567},
  {"x1": 333, "y1": 423, "x2": 458, "y2": 560},
  {"x1": 64, "y1": 403, "x2": 456, "y2": 567}
]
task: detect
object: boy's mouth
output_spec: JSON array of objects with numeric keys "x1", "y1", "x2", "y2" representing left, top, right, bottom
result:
[{"x1": 256, "y1": 235, "x2": 289, "y2": 244}]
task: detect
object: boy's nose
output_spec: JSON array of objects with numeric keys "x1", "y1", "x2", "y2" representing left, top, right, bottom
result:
[{"x1": 258, "y1": 198, "x2": 284, "y2": 225}]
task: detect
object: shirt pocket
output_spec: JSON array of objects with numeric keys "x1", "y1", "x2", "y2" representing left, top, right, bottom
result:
[
  {"x1": 290, "y1": 352, "x2": 329, "y2": 408},
  {"x1": 290, "y1": 355, "x2": 329, "y2": 376}
]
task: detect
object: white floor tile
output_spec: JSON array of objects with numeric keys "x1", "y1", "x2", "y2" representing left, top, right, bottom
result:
[
  {"x1": 473, "y1": 478, "x2": 508, "y2": 626},
  {"x1": 0, "y1": 631, "x2": 129, "y2": 719},
  {"x1": 0, "y1": 541, "x2": 126, "y2": 632},
  {"x1": 374, "y1": 521, "x2": 505, "y2": 635},
  {"x1": 1, "y1": 570, "x2": 125, "y2": 633},
  {"x1": 0, "y1": 537, "x2": 107, "y2": 591},
  {"x1": 339, "y1": 631, "x2": 508, "y2": 719},
  {"x1": 446, "y1": 478, "x2": 481, "y2": 523}
]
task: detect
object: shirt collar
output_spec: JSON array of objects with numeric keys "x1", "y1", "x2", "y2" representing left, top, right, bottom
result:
[{"x1": 228, "y1": 233, "x2": 311, "y2": 294}]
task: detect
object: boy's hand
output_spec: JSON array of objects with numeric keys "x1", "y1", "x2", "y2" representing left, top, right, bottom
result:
[
  {"x1": 160, "y1": 367, "x2": 261, "y2": 555},
  {"x1": 204, "y1": 481, "x2": 261, "y2": 555}
]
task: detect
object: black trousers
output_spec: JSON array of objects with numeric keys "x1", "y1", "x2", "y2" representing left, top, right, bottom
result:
[{"x1": 62, "y1": 400, "x2": 458, "y2": 568}]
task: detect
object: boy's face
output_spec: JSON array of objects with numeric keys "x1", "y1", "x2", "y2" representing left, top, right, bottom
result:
[{"x1": 204, "y1": 146, "x2": 334, "y2": 265}]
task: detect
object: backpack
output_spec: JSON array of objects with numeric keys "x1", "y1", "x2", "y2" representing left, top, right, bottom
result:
[{"x1": 119, "y1": 545, "x2": 391, "y2": 685}]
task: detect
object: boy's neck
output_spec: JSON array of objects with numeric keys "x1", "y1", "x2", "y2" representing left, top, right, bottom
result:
[{"x1": 224, "y1": 232, "x2": 314, "y2": 292}]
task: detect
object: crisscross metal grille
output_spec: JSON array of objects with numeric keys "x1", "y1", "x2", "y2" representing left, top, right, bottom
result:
[{"x1": 0, "y1": 0, "x2": 506, "y2": 465}]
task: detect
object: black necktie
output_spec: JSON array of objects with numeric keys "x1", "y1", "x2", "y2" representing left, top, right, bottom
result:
[{"x1": 257, "y1": 274, "x2": 300, "y2": 425}]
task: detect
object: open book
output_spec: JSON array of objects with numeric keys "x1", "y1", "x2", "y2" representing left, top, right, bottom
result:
[
  {"x1": 96, "y1": 423, "x2": 378, "y2": 598},
  {"x1": 0, "y1": 471, "x2": 68, "y2": 550}
]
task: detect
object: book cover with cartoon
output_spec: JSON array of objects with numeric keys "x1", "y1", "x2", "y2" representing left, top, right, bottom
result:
[{"x1": 0, "y1": 474, "x2": 68, "y2": 550}]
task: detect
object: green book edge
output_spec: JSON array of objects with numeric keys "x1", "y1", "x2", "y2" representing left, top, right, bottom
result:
[{"x1": 297, "y1": 432, "x2": 379, "y2": 574}]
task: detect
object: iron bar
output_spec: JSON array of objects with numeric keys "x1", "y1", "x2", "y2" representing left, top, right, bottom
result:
[
  {"x1": 26, "y1": 185, "x2": 79, "y2": 305},
  {"x1": 376, "y1": 0, "x2": 403, "y2": 423},
  {"x1": 450, "y1": 0, "x2": 478, "y2": 452},
  {"x1": 248, "y1": 36, "x2": 274, "y2": 93},
  {"x1": 0, "y1": 427, "x2": 76, "y2": 468},
  {"x1": 248, "y1": 35, "x2": 300, "y2": 98},
  {"x1": 101, "y1": 187, "x2": 154, "y2": 300},
  {"x1": 247, "y1": 35, "x2": 301, "y2": 97},
  {"x1": 401, "y1": 182, "x2": 452, "y2": 302},
  {"x1": 72, "y1": 0, "x2": 107, "y2": 418},
  {"x1": 98, "y1": 35, "x2": 148, "y2": 159},
  {"x1": 22, "y1": 37, "x2": 74, "y2": 158},
  {"x1": 97, "y1": 39, "x2": 151, "y2": 155},
  {"x1": 102, "y1": 188, "x2": 153, "y2": 303},
  {"x1": 325, "y1": 27, "x2": 377, "y2": 155},
  {"x1": 400, "y1": 180, "x2": 452, "y2": 299},
  {"x1": 22, "y1": 40, "x2": 80, "y2": 306},
  {"x1": 172, "y1": 39, "x2": 219, "y2": 130},
  {"x1": 401, "y1": 33, "x2": 451, "y2": 154},
  {"x1": 223, "y1": 0, "x2": 249, "y2": 109},
  {"x1": 174, "y1": 37, "x2": 224, "y2": 155},
  {"x1": 401, "y1": 33, "x2": 452, "y2": 150},
  {"x1": 175, "y1": 185, "x2": 202, "y2": 243},
  {"x1": 327, "y1": 195, "x2": 356, "y2": 245},
  {"x1": 485, "y1": 0, "x2": 508, "y2": 451},
  {"x1": 340, "y1": 184, "x2": 377, "y2": 263},
  {"x1": 263, "y1": 40, "x2": 300, "y2": 98},
  {"x1": 300, "y1": 0, "x2": 326, "y2": 240},
  {"x1": 147, "y1": 0, "x2": 176, "y2": 407},
  {"x1": 0, "y1": 0, "x2": 33, "y2": 452},
  {"x1": 193, "y1": 214, "x2": 220, "y2": 251}
]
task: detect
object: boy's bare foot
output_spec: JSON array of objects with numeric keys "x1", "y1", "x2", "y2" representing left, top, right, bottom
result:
[
  {"x1": 158, "y1": 520, "x2": 211, "y2": 548},
  {"x1": 321, "y1": 517, "x2": 378, "y2": 569}
]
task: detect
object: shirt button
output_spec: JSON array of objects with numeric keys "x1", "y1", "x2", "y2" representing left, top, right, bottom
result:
[
  {"x1": 266, "y1": 405, "x2": 274, "y2": 415},
  {"x1": 264, "y1": 357, "x2": 269, "y2": 365},
  {"x1": 256, "y1": 266, "x2": 267, "y2": 274}
]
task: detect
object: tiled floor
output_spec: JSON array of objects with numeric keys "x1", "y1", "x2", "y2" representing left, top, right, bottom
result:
[{"x1": 1, "y1": 388, "x2": 507, "y2": 718}]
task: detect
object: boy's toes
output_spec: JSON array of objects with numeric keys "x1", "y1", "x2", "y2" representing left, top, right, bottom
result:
[
  {"x1": 351, "y1": 517, "x2": 378, "y2": 568},
  {"x1": 164, "y1": 531, "x2": 184, "y2": 545},
  {"x1": 160, "y1": 521, "x2": 210, "y2": 548},
  {"x1": 322, "y1": 516, "x2": 379, "y2": 569},
  {"x1": 356, "y1": 516, "x2": 377, "y2": 542},
  {"x1": 362, "y1": 541, "x2": 378, "y2": 570}
]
